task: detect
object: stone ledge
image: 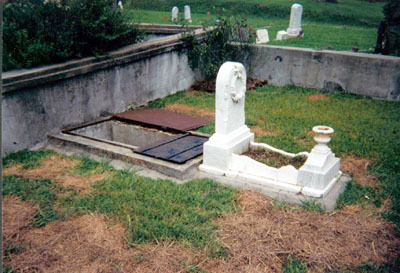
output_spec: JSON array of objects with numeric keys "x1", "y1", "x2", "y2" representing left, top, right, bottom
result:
[{"x1": 2, "y1": 26, "x2": 206, "y2": 94}]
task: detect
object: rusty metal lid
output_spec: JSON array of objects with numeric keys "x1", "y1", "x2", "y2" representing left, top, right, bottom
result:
[{"x1": 113, "y1": 108, "x2": 210, "y2": 132}]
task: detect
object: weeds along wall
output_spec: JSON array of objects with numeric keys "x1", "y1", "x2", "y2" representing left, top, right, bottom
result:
[
  {"x1": 2, "y1": 33, "x2": 399, "y2": 155},
  {"x1": 236, "y1": 44, "x2": 400, "y2": 101}
]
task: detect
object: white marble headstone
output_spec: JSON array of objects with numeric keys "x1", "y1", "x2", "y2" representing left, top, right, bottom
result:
[
  {"x1": 287, "y1": 3, "x2": 303, "y2": 35},
  {"x1": 215, "y1": 62, "x2": 247, "y2": 135},
  {"x1": 200, "y1": 62, "x2": 254, "y2": 171},
  {"x1": 256, "y1": 29, "x2": 269, "y2": 44},
  {"x1": 172, "y1": 6, "x2": 179, "y2": 22},
  {"x1": 184, "y1": 5, "x2": 192, "y2": 22}
]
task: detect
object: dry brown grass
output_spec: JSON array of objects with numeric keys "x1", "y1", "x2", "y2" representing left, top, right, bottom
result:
[
  {"x1": 203, "y1": 191, "x2": 400, "y2": 273},
  {"x1": 250, "y1": 126, "x2": 279, "y2": 137},
  {"x1": 341, "y1": 155, "x2": 378, "y2": 187},
  {"x1": 2, "y1": 196, "x2": 36, "y2": 243},
  {"x1": 5, "y1": 213, "x2": 204, "y2": 273},
  {"x1": 3, "y1": 191, "x2": 400, "y2": 273},
  {"x1": 2, "y1": 155, "x2": 110, "y2": 194},
  {"x1": 165, "y1": 103, "x2": 215, "y2": 119},
  {"x1": 306, "y1": 94, "x2": 330, "y2": 102}
]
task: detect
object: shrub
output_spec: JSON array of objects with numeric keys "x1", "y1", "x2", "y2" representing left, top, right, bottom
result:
[
  {"x1": 383, "y1": 0, "x2": 400, "y2": 56},
  {"x1": 3, "y1": 0, "x2": 141, "y2": 71},
  {"x1": 185, "y1": 16, "x2": 254, "y2": 80}
]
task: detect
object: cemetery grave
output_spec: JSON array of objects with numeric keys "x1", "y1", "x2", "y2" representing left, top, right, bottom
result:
[
  {"x1": 3, "y1": 1, "x2": 400, "y2": 272},
  {"x1": 127, "y1": 0, "x2": 384, "y2": 52},
  {"x1": 4, "y1": 58, "x2": 400, "y2": 271}
]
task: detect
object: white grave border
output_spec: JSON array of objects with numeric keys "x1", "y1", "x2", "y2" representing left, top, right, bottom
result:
[{"x1": 200, "y1": 62, "x2": 344, "y2": 207}]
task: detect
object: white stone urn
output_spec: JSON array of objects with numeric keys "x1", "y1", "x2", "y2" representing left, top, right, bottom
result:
[{"x1": 313, "y1": 125, "x2": 334, "y2": 147}]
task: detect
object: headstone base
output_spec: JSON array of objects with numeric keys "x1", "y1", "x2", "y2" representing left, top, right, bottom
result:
[{"x1": 200, "y1": 125, "x2": 254, "y2": 171}]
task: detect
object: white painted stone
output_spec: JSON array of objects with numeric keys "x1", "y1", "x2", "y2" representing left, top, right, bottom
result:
[
  {"x1": 256, "y1": 29, "x2": 269, "y2": 44},
  {"x1": 171, "y1": 6, "x2": 179, "y2": 22},
  {"x1": 298, "y1": 126, "x2": 341, "y2": 191},
  {"x1": 276, "y1": 30, "x2": 289, "y2": 40},
  {"x1": 184, "y1": 5, "x2": 192, "y2": 23},
  {"x1": 200, "y1": 62, "x2": 254, "y2": 171},
  {"x1": 287, "y1": 3, "x2": 303, "y2": 36},
  {"x1": 200, "y1": 63, "x2": 342, "y2": 203},
  {"x1": 250, "y1": 142, "x2": 309, "y2": 158}
]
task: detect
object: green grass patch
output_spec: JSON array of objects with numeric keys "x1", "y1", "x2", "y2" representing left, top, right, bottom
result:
[
  {"x1": 195, "y1": 123, "x2": 215, "y2": 135},
  {"x1": 71, "y1": 156, "x2": 113, "y2": 176},
  {"x1": 300, "y1": 199, "x2": 324, "y2": 213},
  {"x1": 63, "y1": 172, "x2": 238, "y2": 255},
  {"x1": 2, "y1": 149, "x2": 55, "y2": 169},
  {"x1": 336, "y1": 181, "x2": 385, "y2": 209},
  {"x1": 155, "y1": 85, "x2": 400, "y2": 226},
  {"x1": 283, "y1": 256, "x2": 307, "y2": 273},
  {"x1": 2, "y1": 175, "x2": 68, "y2": 227},
  {"x1": 270, "y1": 199, "x2": 290, "y2": 210},
  {"x1": 3, "y1": 152, "x2": 239, "y2": 255},
  {"x1": 128, "y1": 9, "x2": 377, "y2": 52},
  {"x1": 127, "y1": 0, "x2": 384, "y2": 27}
]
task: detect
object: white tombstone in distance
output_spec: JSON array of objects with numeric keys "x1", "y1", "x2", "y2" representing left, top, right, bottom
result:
[
  {"x1": 276, "y1": 3, "x2": 303, "y2": 40},
  {"x1": 287, "y1": 3, "x2": 303, "y2": 36},
  {"x1": 172, "y1": 6, "x2": 179, "y2": 22},
  {"x1": 184, "y1": 5, "x2": 192, "y2": 23},
  {"x1": 200, "y1": 62, "x2": 254, "y2": 172},
  {"x1": 276, "y1": 30, "x2": 289, "y2": 40},
  {"x1": 256, "y1": 29, "x2": 270, "y2": 44}
]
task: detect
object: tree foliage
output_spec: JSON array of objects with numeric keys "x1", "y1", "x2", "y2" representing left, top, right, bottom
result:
[
  {"x1": 3, "y1": 0, "x2": 141, "y2": 71},
  {"x1": 383, "y1": 0, "x2": 400, "y2": 56}
]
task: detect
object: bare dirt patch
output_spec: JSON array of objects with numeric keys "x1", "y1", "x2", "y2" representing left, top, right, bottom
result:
[
  {"x1": 165, "y1": 103, "x2": 215, "y2": 119},
  {"x1": 341, "y1": 155, "x2": 378, "y2": 187},
  {"x1": 243, "y1": 149, "x2": 306, "y2": 169},
  {"x1": 5, "y1": 213, "x2": 203, "y2": 273},
  {"x1": 306, "y1": 94, "x2": 329, "y2": 102},
  {"x1": 3, "y1": 155, "x2": 110, "y2": 194},
  {"x1": 250, "y1": 126, "x2": 279, "y2": 137},
  {"x1": 204, "y1": 191, "x2": 400, "y2": 273}
]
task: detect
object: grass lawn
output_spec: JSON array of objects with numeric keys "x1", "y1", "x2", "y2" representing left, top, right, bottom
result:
[
  {"x1": 126, "y1": 0, "x2": 385, "y2": 52},
  {"x1": 150, "y1": 85, "x2": 400, "y2": 222},
  {"x1": 3, "y1": 85, "x2": 400, "y2": 272}
]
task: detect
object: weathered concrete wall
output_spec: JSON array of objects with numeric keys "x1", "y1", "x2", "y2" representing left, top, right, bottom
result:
[
  {"x1": 237, "y1": 44, "x2": 400, "y2": 100},
  {"x1": 3, "y1": 35, "x2": 399, "y2": 155},
  {"x1": 2, "y1": 33, "x2": 199, "y2": 155}
]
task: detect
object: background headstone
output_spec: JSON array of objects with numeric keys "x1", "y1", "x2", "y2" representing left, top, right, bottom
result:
[
  {"x1": 287, "y1": 4, "x2": 303, "y2": 36},
  {"x1": 172, "y1": 6, "x2": 179, "y2": 22},
  {"x1": 184, "y1": 5, "x2": 192, "y2": 22},
  {"x1": 256, "y1": 29, "x2": 269, "y2": 44}
]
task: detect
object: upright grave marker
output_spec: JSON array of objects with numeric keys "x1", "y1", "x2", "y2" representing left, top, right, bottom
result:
[
  {"x1": 287, "y1": 3, "x2": 303, "y2": 36},
  {"x1": 276, "y1": 3, "x2": 303, "y2": 40},
  {"x1": 200, "y1": 62, "x2": 254, "y2": 171},
  {"x1": 256, "y1": 29, "x2": 270, "y2": 44},
  {"x1": 184, "y1": 5, "x2": 192, "y2": 23},
  {"x1": 172, "y1": 6, "x2": 179, "y2": 22}
]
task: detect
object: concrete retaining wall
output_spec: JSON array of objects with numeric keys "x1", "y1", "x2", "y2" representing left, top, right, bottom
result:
[
  {"x1": 3, "y1": 34, "x2": 399, "y2": 155},
  {"x1": 2, "y1": 31, "x2": 202, "y2": 155},
  {"x1": 238, "y1": 44, "x2": 400, "y2": 100}
]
